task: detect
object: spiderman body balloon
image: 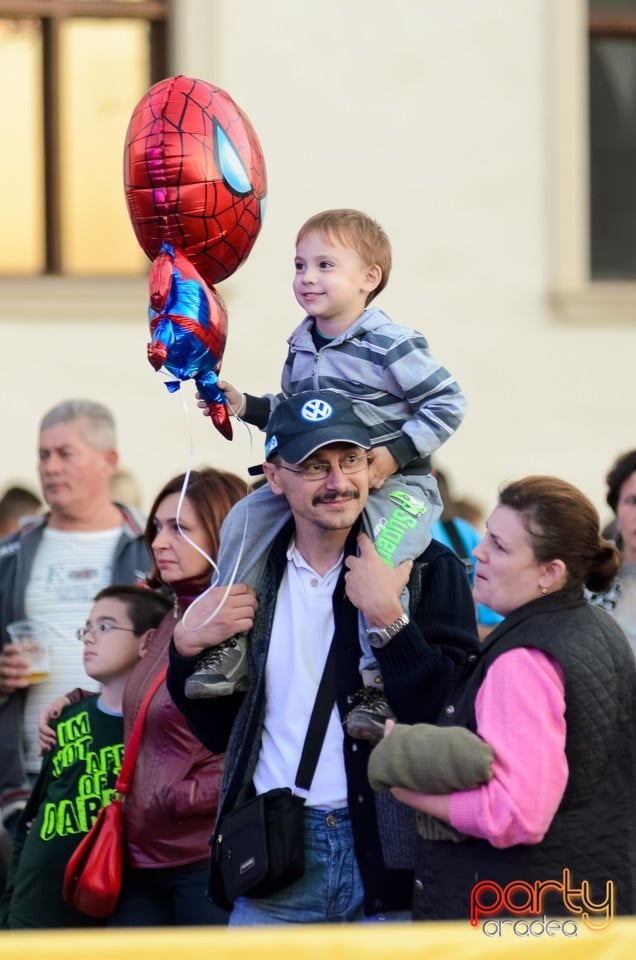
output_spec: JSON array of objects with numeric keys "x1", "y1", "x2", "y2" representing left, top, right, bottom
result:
[
  {"x1": 124, "y1": 76, "x2": 267, "y2": 439},
  {"x1": 147, "y1": 242, "x2": 231, "y2": 437}
]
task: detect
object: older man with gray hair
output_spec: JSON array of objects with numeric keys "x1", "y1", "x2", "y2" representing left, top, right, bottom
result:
[{"x1": 0, "y1": 400, "x2": 149, "y2": 860}]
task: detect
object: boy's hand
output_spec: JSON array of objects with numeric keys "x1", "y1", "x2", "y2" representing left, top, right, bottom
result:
[
  {"x1": 367, "y1": 446, "x2": 398, "y2": 489},
  {"x1": 38, "y1": 696, "x2": 70, "y2": 753},
  {"x1": 195, "y1": 382, "x2": 246, "y2": 419},
  {"x1": 217, "y1": 380, "x2": 245, "y2": 417}
]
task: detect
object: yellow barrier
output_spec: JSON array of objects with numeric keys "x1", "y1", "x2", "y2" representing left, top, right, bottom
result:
[{"x1": 1, "y1": 918, "x2": 635, "y2": 960}]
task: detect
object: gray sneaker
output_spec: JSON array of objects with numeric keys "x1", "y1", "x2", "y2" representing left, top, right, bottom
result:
[
  {"x1": 184, "y1": 635, "x2": 248, "y2": 699},
  {"x1": 343, "y1": 687, "x2": 396, "y2": 744}
]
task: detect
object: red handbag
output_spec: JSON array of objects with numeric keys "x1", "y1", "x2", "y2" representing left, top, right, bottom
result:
[{"x1": 63, "y1": 668, "x2": 167, "y2": 918}]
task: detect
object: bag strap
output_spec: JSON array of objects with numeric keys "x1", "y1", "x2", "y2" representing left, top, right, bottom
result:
[
  {"x1": 294, "y1": 638, "x2": 336, "y2": 793},
  {"x1": 115, "y1": 666, "x2": 167, "y2": 795},
  {"x1": 441, "y1": 519, "x2": 474, "y2": 578},
  {"x1": 441, "y1": 519, "x2": 467, "y2": 559}
]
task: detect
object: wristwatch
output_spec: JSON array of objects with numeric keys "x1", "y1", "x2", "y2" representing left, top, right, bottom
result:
[{"x1": 367, "y1": 613, "x2": 410, "y2": 649}]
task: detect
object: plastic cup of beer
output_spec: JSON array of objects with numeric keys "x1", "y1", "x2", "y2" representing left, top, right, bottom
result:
[{"x1": 6, "y1": 620, "x2": 51, "y2": 684}]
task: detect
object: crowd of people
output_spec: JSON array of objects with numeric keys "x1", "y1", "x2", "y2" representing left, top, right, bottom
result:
[{"x1": 0, "y1": 207, "x2": 634, "y2": 929}]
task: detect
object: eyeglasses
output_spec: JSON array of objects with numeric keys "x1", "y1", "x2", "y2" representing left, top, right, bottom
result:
[
  {"x1": 76, "y1": 623, "x2": 138, "y2": 642},
  {"x1": 275, "y1": 452, "x2": 371, "y2": 481}
]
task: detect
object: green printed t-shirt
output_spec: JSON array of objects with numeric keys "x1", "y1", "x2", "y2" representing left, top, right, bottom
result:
[{"x1": 6, "y1": 696, "x2": 124, "y2": 928}]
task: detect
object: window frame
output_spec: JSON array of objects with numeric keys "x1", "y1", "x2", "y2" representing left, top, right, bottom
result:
[
  {"x1": 550, "y1": 0, "x2": 636, "y2": 322},
  {"x1": 0, "y1": 0, "x2": 169, "y2": 274}
]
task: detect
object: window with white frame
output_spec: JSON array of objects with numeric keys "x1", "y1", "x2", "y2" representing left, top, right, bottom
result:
[
  {"x1": 589, "y1": 0, "x2": 636, "y2": 280},
  {"x1": 551, "y1": 0, "x2": 636, "y2": 319}
]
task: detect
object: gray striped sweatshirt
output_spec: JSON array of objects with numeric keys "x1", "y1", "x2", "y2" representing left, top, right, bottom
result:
[{"x1": 262, "y1": 308, "x2": 466, "y2": 469}]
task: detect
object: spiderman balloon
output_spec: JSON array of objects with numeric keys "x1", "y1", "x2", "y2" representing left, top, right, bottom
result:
[{"x1": 124, "y1": 76, "x2": 267, "y2": 439}]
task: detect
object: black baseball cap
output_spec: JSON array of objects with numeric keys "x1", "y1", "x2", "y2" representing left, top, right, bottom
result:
[{"x1": 248, "y1": 391, "x2": 371, "y2": 476}]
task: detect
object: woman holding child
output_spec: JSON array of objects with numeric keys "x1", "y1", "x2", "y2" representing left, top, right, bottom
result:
[{"x1": 369, "y1": 476, "x2": 636, "y2": 920}]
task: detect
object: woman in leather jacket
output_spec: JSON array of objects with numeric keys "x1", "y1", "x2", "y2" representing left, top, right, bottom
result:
[
  {"x1": 113, "y1": 468, "x2": 247, "y2": 925},
  {"x1": 40, "y1": 468, "x2": 247, "y2": 926}
]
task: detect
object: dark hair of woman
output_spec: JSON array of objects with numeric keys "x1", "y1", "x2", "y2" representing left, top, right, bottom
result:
[{"x1": 605, "y1": 449, "x2": 636, "y2": 513}]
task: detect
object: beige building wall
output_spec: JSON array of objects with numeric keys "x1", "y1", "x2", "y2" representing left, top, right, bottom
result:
[{"x1": 0, "y1": 0, "x2": 633, "y2": 528}]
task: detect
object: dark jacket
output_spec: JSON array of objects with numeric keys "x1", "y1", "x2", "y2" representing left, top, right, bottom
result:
[
  {"x1": 0, "y1": 507, "x2": 150, "y2": 819},
  {"x1": 414, "y1": 589, "x2": 636, "y2": 920},
  {"x1": 169, "y1": 521, "x2": 479, "y2": 915}
]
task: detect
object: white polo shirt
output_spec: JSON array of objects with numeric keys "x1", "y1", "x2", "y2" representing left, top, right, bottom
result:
[{"x1": 252, "y1": 541, "x2": 348, "y2": 808}]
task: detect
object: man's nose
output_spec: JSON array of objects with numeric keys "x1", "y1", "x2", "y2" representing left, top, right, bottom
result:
[{"x1": 323, "y1": 463, "x2": 349, "y2": 488}]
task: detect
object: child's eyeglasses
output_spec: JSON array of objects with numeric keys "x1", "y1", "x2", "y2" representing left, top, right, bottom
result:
[{"x1": 76, "y1": 623, "x2": 138, "y2": 642}]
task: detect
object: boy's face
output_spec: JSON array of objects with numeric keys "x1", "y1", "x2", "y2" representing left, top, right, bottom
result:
[
  {"x1": 79, "y1": 597, "x2": 145, "y2": 684},
  {"x1": 293, "y1": 231, "x2": 381, "y2": 331}
]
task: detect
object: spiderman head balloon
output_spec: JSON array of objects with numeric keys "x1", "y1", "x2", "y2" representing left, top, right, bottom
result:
[
  {"x1": 124, "y1": 75, "x2": 267, "y2": 287},
  {"x1": 123, "y1": 76, "x2": 267, "y2": 440}
]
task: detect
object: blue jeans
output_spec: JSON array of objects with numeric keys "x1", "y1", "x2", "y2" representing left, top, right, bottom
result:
[
  {"x1": 109, "y1": 864, "x2": 229, "y2": 927},
  {"x1": 229, "y1": 806, "x2": 365, "y2": 925}
]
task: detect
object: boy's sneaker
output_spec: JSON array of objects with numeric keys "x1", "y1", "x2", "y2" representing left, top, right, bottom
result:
[
  {"x1": 184, "y1": 635, "x2": 248, "y2": 699},
  {"x1": 343, "y1": 687, "x2": 396, "y2": 744}
]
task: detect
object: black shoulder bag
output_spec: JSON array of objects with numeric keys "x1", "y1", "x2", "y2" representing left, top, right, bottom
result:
[{"x1": 215, "y1": 638, "x2": 336, "y2": 901}]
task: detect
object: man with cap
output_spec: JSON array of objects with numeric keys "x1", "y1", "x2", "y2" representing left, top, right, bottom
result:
[{"x1": 167, "y1": 390, "x2": 479, "y2": 924}]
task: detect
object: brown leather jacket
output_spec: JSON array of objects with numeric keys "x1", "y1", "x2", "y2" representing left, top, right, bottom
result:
[{"x1": 122, "y1": 607, "x2": 224, "y2": 869}]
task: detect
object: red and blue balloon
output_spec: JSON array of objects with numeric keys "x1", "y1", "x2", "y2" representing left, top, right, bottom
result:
[{"x1": 123, "y1": 75, "x2": 267, "y2": 439}]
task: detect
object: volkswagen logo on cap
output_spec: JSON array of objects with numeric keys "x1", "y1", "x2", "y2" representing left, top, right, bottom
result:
[{"x1": 300, "y1": 398, "x2": 334, "y2": 423}]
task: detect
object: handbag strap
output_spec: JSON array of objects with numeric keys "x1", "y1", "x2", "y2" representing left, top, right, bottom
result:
[
  {"x1": 441, "y1": 519, "x2": 474, "y2": 578},
  {"x1": 294, "y1": 637, "x2": 336, "y2": 793},
  {"x1": 115, "y1": 665, "x2": 167, "y2": 795}
]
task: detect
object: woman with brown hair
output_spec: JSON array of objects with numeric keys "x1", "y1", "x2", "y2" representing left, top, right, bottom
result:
[
  {"x1": 38, "y1": 468, "x2": 251, "y2": 926},
  {"x1": 109, "y1": 467, "x2": 248, "y2": 926},
  {"x1": 370, "y1": 475, "x2": 636, "y2": 921}
]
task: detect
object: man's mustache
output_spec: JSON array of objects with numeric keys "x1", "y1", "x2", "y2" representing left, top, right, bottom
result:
[{"x1": 312, "y1": 490, "x2": 360, "y2": 506}]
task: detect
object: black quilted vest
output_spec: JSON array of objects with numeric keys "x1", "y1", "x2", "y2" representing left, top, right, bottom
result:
[{"x1": 414, "y1": 588, "x2": 636, "y2": 920}]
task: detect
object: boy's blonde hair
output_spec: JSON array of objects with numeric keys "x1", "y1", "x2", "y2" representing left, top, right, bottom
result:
[{"x1": 296, "y1": 209, "x2": 392, "y2": 304}]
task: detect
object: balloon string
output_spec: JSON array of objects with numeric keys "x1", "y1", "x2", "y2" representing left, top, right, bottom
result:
[{"x1": 177, "y1": 391, "x2": 255, "y2": 633}]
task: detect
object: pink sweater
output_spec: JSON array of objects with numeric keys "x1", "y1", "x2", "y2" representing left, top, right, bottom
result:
[{"x1": 448, "y1": 648, "x2": 568, "y2": 847}]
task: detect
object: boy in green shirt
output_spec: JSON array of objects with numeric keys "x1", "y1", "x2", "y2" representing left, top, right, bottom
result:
[{"x1": 0, "y1": 585, "x2": 170, "y2": 928}]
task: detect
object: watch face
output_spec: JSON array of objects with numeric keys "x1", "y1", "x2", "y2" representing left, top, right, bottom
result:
[
  {"x1": 367, "y1": 614, "x2": 408, "y2": 648},
  {"x1": 367, "y1": 629, "x2": 388, "y2": 649}
]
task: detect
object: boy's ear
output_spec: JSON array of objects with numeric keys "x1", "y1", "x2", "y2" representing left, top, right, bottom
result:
[
  {"x1": 363, "y1": 263, "x2": 382, "y2": 294},
  {"x1": 137, "y1": 628, "x2": 156, "y2": 658}
]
